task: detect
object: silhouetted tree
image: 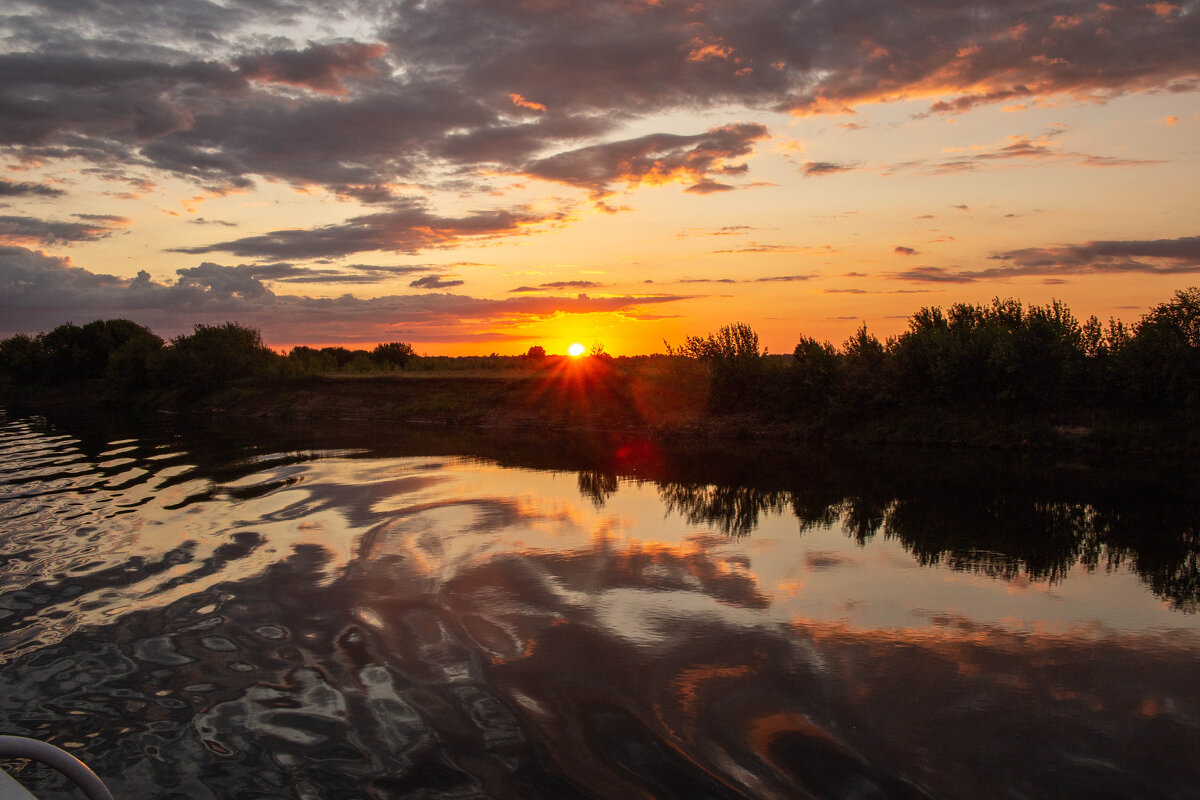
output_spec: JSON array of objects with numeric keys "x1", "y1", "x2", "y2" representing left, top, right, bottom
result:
[
  {"x1": 839, "y1": 324, "x2": 889, "y2": 413},
  {"x1": 670, "y1": 323, "x2": 764, "y2": 411},
  {"x1": 524, "y1": 345, "x2": 547, "y2": 359},
  {"x1": 372, "y1": 342, "x2": 415, "y2": 369},
  {"x1": 790, "y1": 336, "x2": 839, "y2": 411},
  {"x1": 101, "y1": 321, "x2": 164, "y2": 391},
  {"x1": 0, "y1": 333, "x2": 43, "y2": 384},
  {"x1": 1118, "y1": 287, "x2": 1200, "y2": 413},
  {"x1": 154, "y1": 322, "x2": 276, "y2": 394}
]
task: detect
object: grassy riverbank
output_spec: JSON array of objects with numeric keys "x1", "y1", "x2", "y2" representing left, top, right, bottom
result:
[{"x1": 6, "y1": 363, "x2": 1196, "y2": 456}]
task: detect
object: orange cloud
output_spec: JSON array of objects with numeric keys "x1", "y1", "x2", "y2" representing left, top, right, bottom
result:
[
  {"x1": 685, "y1": 37, "x2": 735, "y2": 62},
  {"x1": 509, "y1": 93, "x2": 547, "y2": 112}
]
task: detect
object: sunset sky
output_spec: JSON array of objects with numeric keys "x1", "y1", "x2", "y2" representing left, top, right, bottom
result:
[{"x1": 1, "y1": 0, "x2": 1198, "y2": 355}]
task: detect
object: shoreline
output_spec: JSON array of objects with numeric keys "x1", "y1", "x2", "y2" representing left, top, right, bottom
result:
[{"x1": 4, "y1": 372, "x2": 1196, "y2": 458}]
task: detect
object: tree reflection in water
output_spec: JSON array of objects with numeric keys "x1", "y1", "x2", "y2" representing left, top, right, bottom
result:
[{"x1": 579, "y1": 447, "x2": 1199, "y2": 612}]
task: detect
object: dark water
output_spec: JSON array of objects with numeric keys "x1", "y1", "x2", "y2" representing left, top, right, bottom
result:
[{"x1": 1, "y1": 407, "x2": 1198, "y2": 799}]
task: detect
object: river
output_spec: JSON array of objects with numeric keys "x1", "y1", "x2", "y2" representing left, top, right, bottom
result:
[{"x1": 1, "y1": 407, "x2": 1198, "y2": 799}]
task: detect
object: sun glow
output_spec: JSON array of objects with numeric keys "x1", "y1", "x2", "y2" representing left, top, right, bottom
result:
[{"x1": 568, "y1": 342, "x2": 586, "y2": 357}]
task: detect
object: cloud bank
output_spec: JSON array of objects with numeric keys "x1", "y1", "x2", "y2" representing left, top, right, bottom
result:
[{"x1": 0, "y1": 246, "x2": 694, "y2": 344}]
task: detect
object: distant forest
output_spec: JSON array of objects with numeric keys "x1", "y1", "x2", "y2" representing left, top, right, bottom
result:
[{"x1": 2, "y1": 287, "x2": 1199, "y2": 445}]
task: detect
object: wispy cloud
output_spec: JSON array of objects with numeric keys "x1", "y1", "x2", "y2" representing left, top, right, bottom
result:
[
  {"x1": 887, "y1": 129, "x2": 1161, "y2": 175},
  {"x1": 887, "y1": 236, "x2": 1200, "y2": 283},
  {"x1": 171, "y1": 200, "x2": 568, "y2": 259},
  {"x1": 510, "y1": 280, "x2": 603, "y2": 293},
  {"x1": 803, "y1": 160, "x2": 861, "y2": 176}
]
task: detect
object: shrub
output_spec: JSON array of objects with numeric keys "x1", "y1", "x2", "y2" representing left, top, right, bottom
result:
[
  {"x1": 154, "y1": 322, "x2": 276, "y2": 394},
  {"x1": 372, "y1": 342, "x2": 415, "y2": 369}
]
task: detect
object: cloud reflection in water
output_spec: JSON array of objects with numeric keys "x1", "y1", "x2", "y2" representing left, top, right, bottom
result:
[{"x1": 1, "y1": 411, "x2": 1198, "y2": 798}]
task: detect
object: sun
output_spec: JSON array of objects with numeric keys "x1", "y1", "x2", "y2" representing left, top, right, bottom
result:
[{"x1": 567, "y1": 342, "x2": 586, "y2": 357}]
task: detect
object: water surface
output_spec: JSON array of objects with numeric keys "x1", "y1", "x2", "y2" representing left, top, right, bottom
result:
[{"x1": 1, "y1": 408, "x2": 1198, "y2": 799}]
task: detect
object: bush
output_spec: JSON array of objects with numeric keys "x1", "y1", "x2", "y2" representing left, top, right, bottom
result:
[
  {"x1": 153, "y1": 322, "x2": 276, "y2": 394},
  {"x1": 372, "y1": 342, "x2": 415, "y2": 369}
]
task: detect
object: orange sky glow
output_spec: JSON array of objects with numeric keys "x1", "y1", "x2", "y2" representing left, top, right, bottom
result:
[{"x1": 1, "y1": 0, "x2": 1198, "y2": 355}]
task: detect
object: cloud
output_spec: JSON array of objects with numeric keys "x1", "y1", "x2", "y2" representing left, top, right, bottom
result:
[
  {"x1": 823, "y1": 287, "x2": 934, "y2": 295},
  {"x1": 0, "y1": 0, "x2": 1195, "y2": 206},
  {"x1": 0, "y1": 179, "x2": 64, "y2": 198},
  {"x1": 677, "y1": 273, "x2": 814, "y2": 284},
  {"x1": 173, "y1": 199, "x2": 567, "y2": 259},
  {"x1": 890, "y1": 129, "x2": 1162, "y2": 175},
  {"x1": 510, "y1": 280, "x2": 603, "y2": 292},
  {"x1": 803, "y1": 161, "x2": 860, "y2": 176},
  {"x1": 711, "y1": 243, "x2": 834, "y2": 255},
  {"x1": 333, "y1": 184, "x2": 397, "y2": 204},
  {"x1": 0, "y1": 214, "x2": 130, "y2": 246},
  {"x1": 888, "y1": 236, "x2": 1200, "y2": 283},
  {"x1": 234, "y1": 42, "x2": 389, "y2": 95},
  {"x1": 753, "y1": 274, "x2": 815, "y2": 282},
  {"x1": 186, "y1": 217, "x2": 239, "y2": 227},
  {"x1": 684, "y1": 179, "x2": 736, "y2": 194},
  {"x1": 894, "y1": 246, "x2": 918, "y2": 256},
  {"x1": 410, "y1": 275, "x2": 465, "y2": 289},
  {"x1": 890, "y1": 266, "x2": 978, "y2": 283},
  {"x1": 522, "y1": 123, "x2": 769, "y2": 198},
  {"x1": 0, "y1": 246, "x2": 695, "y2": 343},
  {"x1": 986, "y1": 236, "x2": 1200, "y2": 277}
]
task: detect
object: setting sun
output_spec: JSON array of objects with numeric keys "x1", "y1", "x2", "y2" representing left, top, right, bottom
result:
[{"x1": 567, "y1": 343, "x2": 586, "y2": 357}]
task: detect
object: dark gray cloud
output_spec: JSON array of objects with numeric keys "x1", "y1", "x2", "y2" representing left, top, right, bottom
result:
[
  {"x1": 987, "y1": 236, "x2": 1200, "y2": 276},
  {"x1": 2, "y1": 0, "x2": 1194, "y2": 215},
  {"x1": 803, "y1": 161, "x2": 860, "y2": 176},
  {"x1": 891, "y1": 266, "x2": 978, "y2": 283},
  {"x1": 187, "y1": 217, "x2": 238, "y2": 227},
  {"x1": 332, "y1": 184, "x2": 397, "y2": 204},
  {"x1": 523, "y1": 123, "x2": 768, "y2": 198},
  {"x1": 889, "y1": 236, "x2": 1200, "y2": 283},
  {"x1": 174, "y1": 261, "x2": 410, "y2": 287},
  {"x1": 409, "y1": 275, "x2": 465, "y2": 289},
  {"x1": 895, "y1": 246, "x2": 918, "y2": 256},
  {"x1": 235, "y1": 41, "x2": 389, "y2": 95},
  {"x1": 0, "y1": 213, "x2": 129, "y2": 245},
  {"x1": 171, "y1": 199, "x2": 567, "y2": 259},
  {"x1": 0, "y1": 179, "x2": 65, "y2": 198},
  {"x1": 0, "y1": 245, "x2": 695, "y2": 342},
  {"x1": 383, "y1": 0, "x2": 1200, "y2": 120}
]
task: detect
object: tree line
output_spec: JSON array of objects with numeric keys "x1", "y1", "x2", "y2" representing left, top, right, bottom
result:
[
  {"x1": 2, "y1": 287, "x2": 1198, "y2": 431},
  {"x1": 672, "y1": 287, "x2": 1200, "y2": 425},
  {"x1": 0, "y1": 320, "x2": 418, "y2": 396}
]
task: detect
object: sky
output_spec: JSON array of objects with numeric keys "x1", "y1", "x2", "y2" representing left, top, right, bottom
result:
[{"x1": 1, "y1": 0, "x2": 1198, "y2": 355}]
